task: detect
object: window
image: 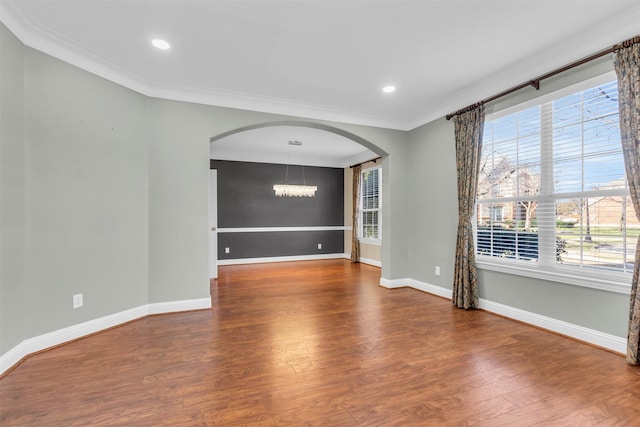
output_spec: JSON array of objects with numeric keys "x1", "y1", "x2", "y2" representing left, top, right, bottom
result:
[
  {"x1": 360, "y1": 167, "x2": 381, "y2": 242},
  {"x1": 490, "y1": 205, "x2": 504, "y2": 222},
  {"x1": 477, "y1": 73, "x2": 636, "y2": 291}
]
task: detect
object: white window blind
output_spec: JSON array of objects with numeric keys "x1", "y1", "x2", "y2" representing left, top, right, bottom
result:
[
  {"x1": 360, "y1": 167, "x2": 381, "y2": 241},
  {"x1": 477, "y1": 74, "x2": 636, "y2": 290}
]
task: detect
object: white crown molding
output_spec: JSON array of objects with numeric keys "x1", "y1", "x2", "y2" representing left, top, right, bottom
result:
[
  {"x1": 0, "y1": 0, "x2": 153, "y2": 95},
  {"x1": 211, "y1": 148, "x2": 358, "y2": 168},
  {"x1": 404, "y1": 6, "x2": 640, "y2": 130},
  {"x1": 0, "y1": 1, "x2": 411, "y2": 131},
  {"x1": 150, "y1": 82, "x2": 411, "y2": 131},
  {"x1": 2, "y1": 2, "x2": 638, "y2": 132},
  {"x1": 0, "y1": 297, "x2": 211, "y2": 376}
]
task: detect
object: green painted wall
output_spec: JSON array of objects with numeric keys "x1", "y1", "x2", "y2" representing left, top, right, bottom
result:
[
  {"x1": 406, "y1": 57, "x2": 630, "y2": 338},
  {"x1": 1, "y1": 16, "x2": 630, "y2": 360},
  {"x1": 0, "y1": 23, "x2": 27, "y2": 353},
  {"x1": 21, "y1": 45, "x2": 151, "y2": 340},
  {"x1": 0, "y1": 23, "x2": 409, "y2": 354}
]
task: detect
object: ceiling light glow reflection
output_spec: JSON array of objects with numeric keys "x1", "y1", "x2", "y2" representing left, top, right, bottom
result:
[{"x1": 152, "y1": 39, "x2": 171, "y2": 50}]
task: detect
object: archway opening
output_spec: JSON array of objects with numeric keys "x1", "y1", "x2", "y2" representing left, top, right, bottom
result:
[{"x1": 208, "y1": 120, "x2": 387, "y2": 277}]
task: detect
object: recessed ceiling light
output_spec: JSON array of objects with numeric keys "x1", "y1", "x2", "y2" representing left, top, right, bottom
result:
[
  {"x1": 151, "y1": 39, "x2": 171, "y2": 50},
  {"x1": 382, "y1": 85, "x2": 396, "y2": 93}
]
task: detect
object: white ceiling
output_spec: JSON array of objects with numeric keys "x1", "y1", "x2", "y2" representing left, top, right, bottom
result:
[
  {"x1": 2, "y1": 1, "x2": 638, "y2": 166},
  {"x1": 210, "y1": 126, "x2": 377, "y2": 168}
]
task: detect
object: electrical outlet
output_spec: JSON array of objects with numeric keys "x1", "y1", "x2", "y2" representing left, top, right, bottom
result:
[
  {"x1": 435, "y1": 266, "x2": 441, "y2": 276},
  {"x1": 73, "y1": 293, "x2": 83, "y2": 309},
  {"x1": 225, "y1": 247, "x2": 230, "y2": 254},
  {"x1": 317, "y1": 243, "x2": 322, "y2": 250}
]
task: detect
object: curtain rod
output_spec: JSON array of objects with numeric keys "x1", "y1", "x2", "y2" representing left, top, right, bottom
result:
[
  {"x1": 350, "y1": 156, "x2": 381, "y2": 169},
  {"x1": 446, "y1": 34, "x2": 640, "y2": 121}
]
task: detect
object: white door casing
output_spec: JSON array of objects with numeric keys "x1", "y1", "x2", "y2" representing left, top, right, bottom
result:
[{"x1": 209, "y1": 170, "x2": 218, "y2": 279}]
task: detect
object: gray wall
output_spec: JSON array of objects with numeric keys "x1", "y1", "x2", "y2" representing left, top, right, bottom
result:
[
  {"x1": 213, "y1": 160, "x2": 344, "y2": 227},
  {"x1": 146, "y1": 100, "x2": 408, "y2": 306},
  {"x1": 5, "y1": 13, "x2": 626, "y2": 359},
  {"x1": 406, "y1": 57, "x2": 630, "y2": 338},
  {"x1": 407, "y1": 117, "x2": 458, "y2": 290},
  {"x1": 219, "y1": 231, "x2": 344, "y2": 259},
  {"x1": 212, "y1": 159, "x2": 344, "y2": 260},
  {"x1": 1, "y1": 24, "x2": 27, "y2": 353},
  {"x1": 22, "y1": 41, "x2": 151, "y2": 339},
  {"x1": 0, "y1": 22, "x2": 409, "y2": 355}
]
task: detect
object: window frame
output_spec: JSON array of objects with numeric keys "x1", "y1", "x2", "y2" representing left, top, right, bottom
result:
[
  {"x1": 475, "y1": 71, "x2": 633, "y2": 294},
  {"x1": 359, "y1": 165, "x2": 382, "y2": 245}
]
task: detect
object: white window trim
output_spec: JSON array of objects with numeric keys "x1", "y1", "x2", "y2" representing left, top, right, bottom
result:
[
  {"x1": 359, "y1": 237, "x2": 382, "y2": 246},
  {"x1": 476, "y1": 258, "x2": 632, "y2": 294},
  {"x1": 359, "y1": 165, "x2": 382, "y2": 244},
  {"x1": 476, "y1": 71, "x2": 633, "y2": 293}
]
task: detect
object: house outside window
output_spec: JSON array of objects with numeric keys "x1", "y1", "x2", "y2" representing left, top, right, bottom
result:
[
  {"x1": 360, "y1": 167, "x2": 381, "y2": 243},
  {"x1": 476, "y1": 73, "x2": 637, "y2": 291},
  {"x1": 490, "y1": 205, "x2": 504, "y2": 222}
]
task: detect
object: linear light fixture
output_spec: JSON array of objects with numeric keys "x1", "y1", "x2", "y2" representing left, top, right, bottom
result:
[
  {"x1": 273, "y1": 141, "x2": 317, "y2": 197},
  {"x1": 273, "y1": 184, "x2": 317, "y2": 197}
]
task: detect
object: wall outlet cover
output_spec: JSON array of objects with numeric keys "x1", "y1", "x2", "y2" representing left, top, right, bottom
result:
[{"x1": 73, "y1": 293, "x2": 83, "y2": 309}]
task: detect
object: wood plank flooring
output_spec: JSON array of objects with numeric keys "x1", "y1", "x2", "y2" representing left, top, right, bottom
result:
[{"x1": 1, "y1": 259, "x2": 639, "y2": 426}]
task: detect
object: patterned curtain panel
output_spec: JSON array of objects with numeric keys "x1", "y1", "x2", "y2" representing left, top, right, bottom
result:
[
  {"x1": 614, "y1": 37, "x2": 640, "y2": 365},
  {"x1": 351, "y1": 164, "x2": 361, "y2": 263},
  {"x1": 452, "y1": 106, "x2": 485, "y2": 309}
]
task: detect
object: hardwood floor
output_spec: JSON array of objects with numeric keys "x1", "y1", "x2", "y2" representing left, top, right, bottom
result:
[{"x1": 1, "y1": 259, "x2": 639, "y2": 426}]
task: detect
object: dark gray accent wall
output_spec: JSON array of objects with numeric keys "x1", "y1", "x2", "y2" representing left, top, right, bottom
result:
[
  {"x1": 212, "y1": 160, "x2": 343, "y2": 227},
  {"x1": 211, "y1": 160, "x2": 344, "y2": 259},
  {"x1": 219, "y1": 230, "x2": 343, "y2": 260}
]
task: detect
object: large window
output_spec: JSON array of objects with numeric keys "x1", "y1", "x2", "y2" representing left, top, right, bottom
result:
[
  {"x1": 476, "y1": 73, "x2": 637, "y2": 290},
  {"x1": 360, "y1": 167, "x2": 381, "y2": 242}
]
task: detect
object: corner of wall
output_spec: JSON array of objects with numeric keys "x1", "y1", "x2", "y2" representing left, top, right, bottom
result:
[{"x1": 0, "y1": 21, "x2": 27, "y2": 355}]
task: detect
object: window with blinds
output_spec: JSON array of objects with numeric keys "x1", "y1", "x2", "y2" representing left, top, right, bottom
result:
[
  {"x1": 360, "y1": 167, "x2": 381, "y2": 241},
  {"x1": 476, "y1": 73, "x2": 636, "y2": 289}
]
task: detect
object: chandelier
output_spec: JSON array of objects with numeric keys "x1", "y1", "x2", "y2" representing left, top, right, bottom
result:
[
  {"x1": 273, "y1": 141, "x2": 317, "y2": 197},
  {"x1": 273, "y1": 183, "x2": 317, "y2": 197}
]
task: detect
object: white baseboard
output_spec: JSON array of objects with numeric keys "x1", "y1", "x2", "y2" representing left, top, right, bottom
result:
[
  {"x1": 147, "y1": 298, "x2": 211, "y2": 314},
  {"x1": 343, "y1": 253, "x2": 382, "y2": 267},
  {"x1": 218, "y1": 253, "x2": 345, "y2": 265},
  {"x1": 408, "y1": 278, "x2": 453, "y2": 299},
  {"x1": 478, "y1": 298, "x2": 627, "y2": 354},
  {"x1": 395, "y1": 277, "x2": 626, "y2": 355},
  {"x1": 0, "y1": 297, "x2": 211, "y2": 376},
  {"x1": 379, "y1": 277, "x2": 410, "y2": 288},
  {"x1": 3, "y1": 276, "x2": 627, "y2": 376},
  {"x1": 360, "y1": 257, "x2": 382, "y2": 267}
]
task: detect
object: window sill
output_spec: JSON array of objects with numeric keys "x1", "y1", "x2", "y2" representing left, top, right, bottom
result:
[
  {"x1": 359, "y1": 238, "x2": 382, "y2": 246},
  {"x1": 476, "y1": 258, "x2": 632, "y2": 295}
]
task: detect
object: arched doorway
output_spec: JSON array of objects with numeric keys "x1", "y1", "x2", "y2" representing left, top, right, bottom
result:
[{"x1": 208, "y1": 121, "x2": 387, "y2": 278}]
